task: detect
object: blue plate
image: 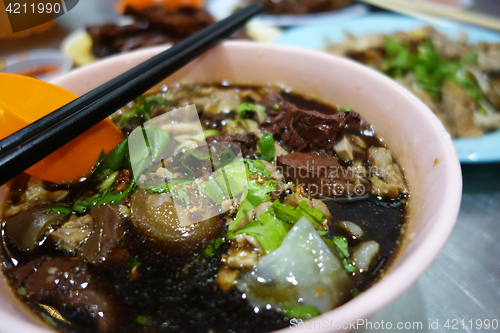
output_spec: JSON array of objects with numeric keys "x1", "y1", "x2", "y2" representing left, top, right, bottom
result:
[{"x1": 274, "y1": 13, "x2": 500, "y2": 163}]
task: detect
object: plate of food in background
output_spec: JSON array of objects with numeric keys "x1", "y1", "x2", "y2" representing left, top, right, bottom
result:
[
  {"x1": 206, "y1": 0, "x2": 369, "y2": 26},
  {"x1": 61, "y1": 0, "x2": 284, "y2": 67},
  {"x1": 274, "y1": 13, "x2": 500, "y2": 163}
]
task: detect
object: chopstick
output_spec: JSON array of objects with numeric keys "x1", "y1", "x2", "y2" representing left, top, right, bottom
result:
[
  {"x1": 0, "y1": 4, "x2": 264, "y2": 155},
  {"x1": 359, "y1": 0, "x2": 500, "y2": 31},
  {"x1": 0, "y1": 4, "x2": 265, "y2": 186}
]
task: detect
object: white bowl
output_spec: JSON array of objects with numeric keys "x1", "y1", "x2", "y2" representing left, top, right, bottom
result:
[{"x1": 0, "y1": 41, "x2": 462, "y2": 333}]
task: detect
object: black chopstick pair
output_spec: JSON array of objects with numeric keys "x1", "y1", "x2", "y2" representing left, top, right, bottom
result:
[{"x1": 0, "y1": 4, "x2": 265, "y2": 186}]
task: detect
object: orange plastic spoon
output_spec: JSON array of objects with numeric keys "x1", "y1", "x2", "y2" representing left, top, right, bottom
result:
[{"x1": 0, "y1": 74, "x2": 124, "y2": 183}]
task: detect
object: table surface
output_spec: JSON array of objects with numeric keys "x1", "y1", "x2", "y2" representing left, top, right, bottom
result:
[{"x1": 1, "y1": 1, "x2": 499, "y2": 332}]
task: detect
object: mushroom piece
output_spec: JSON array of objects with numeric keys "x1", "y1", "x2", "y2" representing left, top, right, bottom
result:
[{"x1": 4, "y1": 206, "x2": 68, "y2": 255}]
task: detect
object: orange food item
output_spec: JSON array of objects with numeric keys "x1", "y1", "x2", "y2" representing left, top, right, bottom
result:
[
  {"x1": 117, "y1": 0, "x2": 204, "y2": 13},
  {"x1": 0, "y1": 73, "x2": 124, "y2": 183}
]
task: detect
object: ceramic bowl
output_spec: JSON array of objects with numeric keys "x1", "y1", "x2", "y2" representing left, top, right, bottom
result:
[{"x1": 0, "y1": 41, "x2": 462, "y2": 333}]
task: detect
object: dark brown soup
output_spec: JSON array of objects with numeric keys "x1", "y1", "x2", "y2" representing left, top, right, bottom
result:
[{"x1": 1, "y1": 83, "x2": 408, "y2": 333}]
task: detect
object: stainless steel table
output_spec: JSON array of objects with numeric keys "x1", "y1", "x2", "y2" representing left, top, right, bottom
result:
[
  {"x1": 354, "y1": 163, "x2": 500, "y2": 333},
  {"x1": 1, "y1": 1, "x2": 499, "y2": 332}
]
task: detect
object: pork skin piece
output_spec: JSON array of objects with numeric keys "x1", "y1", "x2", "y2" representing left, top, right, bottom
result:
[
  {"x1": 258, "y1": 93, "x2": 369, "y2": 152},
  {"x1": 277, "y1": 152, "x2": 356, "y2": 196},
  {"x1": 366, "y1": 147, "x2": 407, "y2": 198},
  {"x1": 441, "y1": 82, "x2": 483, "y2": 138}
]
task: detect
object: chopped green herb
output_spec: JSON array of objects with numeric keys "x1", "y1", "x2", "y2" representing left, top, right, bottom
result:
[
  {"x1": 339, "y1": 107, "x2": 355, "y2": 112},
  {"x1": 147, "y1": 95, "x2": 173, "y2": 107},
  {"x1": 332, "y1": 236, "x2": 349, "y2": 258},
  {"x1": 136, "y1": 315, "x2": 149, "y2": 326},
  {"x1": 237, "y1": 102, "x2": 259, "y2": 115},
  {"x1": 381, "y1": 37, "x2": 483, "y2": 101},
  {"x1": 203, "y1": 238, "x2": 223, "y2": 257},
  {"x1": 97, "y1": 171, "x2": 118, "y2": 190},
  {"x1": 146, "y1": 183, "x2": 170, "y2": 194},
  {"x1": 118, "y1": 95, "x2": 173, "y2": 125},
  {"x1": 272, "y1": 103, "x2": 280, "y2": 110},
  {"x1": 91, "y1": 139, "x2": 129, "y2": 182},
  {"x1": 270, "y1": 200, "x2": 323, "y2": 226},
  {"x1": 192, "y1": 129, "x2": 219, "y2": 141},
  {"x1": 281, "y1": 305, "x2": 321, "y2": 319},
  {"x1": 257, "y1": 104, "x2": 268, "y2": 118},
  {"x1": 232, "y1": 211, "x2": 291, "y2": 254},
  {"x1": 323, "y1": 236, "x2": 357, "y2": 273},
  {"x1": 127, "y1": 257, "x2": 141, "y2": 268},
  {"x1": 72, "y1": 179, "x2": 136, "y2": 214},
  {"x1": 45, "y1": 204, "x2": 71, "y2": 215},
  {"x1": 243, "y1": 159, "x2": 269, "y2": 176},
  {"x1": 256, "y1": 133, "x2": 275, "y2": 162}
]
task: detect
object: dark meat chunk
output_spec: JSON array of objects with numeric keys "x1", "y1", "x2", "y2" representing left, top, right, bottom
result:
[
  {"x1": 87, "y1": 6, "x2": 214, "y2": 58},
  {"x1": 87, "y1": 22, "x2": 173, "y2": 58},
  {"x1": 6, "y1": 256, "x2": 114, "y2": 333},
  {"x1": 78, "y1": 204, "x2": 126, "y2": 266},
  {"x1": 259, "y1": 93, "x2": 369, "y2": 152},
  {"x1": 3, "y1": 255, "x2": 49, "y2": 290},
  {"x1": 124, "y1": 5, "x2": 214, "y2": 37},
  {"x1": 206, "y1": 133, "x2": 259, "y2": 159},
  {"x1": 248, "y1": 0, "x2": 352, "y2": 15},
  {"x1": 23, "y1": 257, "x2": 91, "y2": 300},
  {"x1": 54, "y1": 289, "x2": 115, "y2": 333},
  {"x1": 277, "y1": 152, "x2": 356, "y2": 196}
]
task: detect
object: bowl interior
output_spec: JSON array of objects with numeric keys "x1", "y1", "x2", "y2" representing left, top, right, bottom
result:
[{"x1": 0, "y1": 41, "x2": 462, "y2": 333}]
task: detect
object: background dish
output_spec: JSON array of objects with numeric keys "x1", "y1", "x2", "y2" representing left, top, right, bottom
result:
[
  {"x1": 273, "y1": 13, "x2": 500, "y2": 163},
  {"x1": 206, "y1": 0, "x2": 369, "y2": 26}
]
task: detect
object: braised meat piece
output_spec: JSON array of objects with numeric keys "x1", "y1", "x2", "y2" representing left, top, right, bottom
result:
[
  {"x1": 124, "y1": 5, "x2": 214, "y2": 37},
  {"x1": 277, "y1": 152, "x2": 356, "y2": 196},
  {"x1": 206, "y1": 133, "x2": 259, "y2": 159},
  {"x1": 87, "y1": 6, "x2": 214, "y2": 58},
  {"x1": 5, "y1": 256, "x2": 115, "y2": 333},
  {"x1": 366, "y1": 147, "x2": 408, "y2": 198},
  {"x1": 78, "y1": 204, "x2": 127, "y2": 266},
  {"x1": 259, "y1": 93, "x2": 368, "y2": 152},
  {"x1": 248, "y1": 0, "x2": 352, "y2": 15}
]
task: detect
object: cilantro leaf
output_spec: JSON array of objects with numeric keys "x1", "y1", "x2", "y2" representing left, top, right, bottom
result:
[
  {"x1": 233, "y1": 211, "x2": 291, "y2": 254},
  {"x1": 323, "y1": 236, "x2": 357, "y2": 273},
  {"x1": 270, "y1": 200, "x2": 324, "y2": 226},
  {"x1": 256, "y1": 133, "x2": 275, "y2": 162},
  {"x1": 281, "y1": 305, "x2": 321, "y2": 319}
]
